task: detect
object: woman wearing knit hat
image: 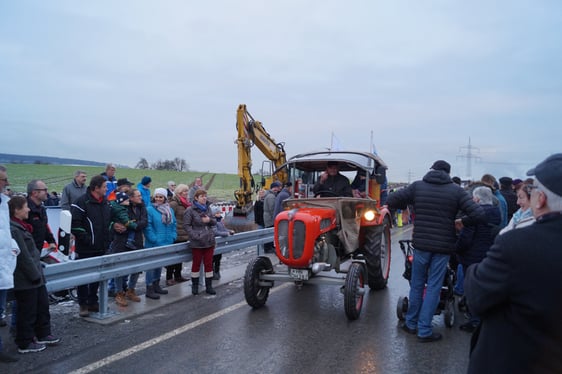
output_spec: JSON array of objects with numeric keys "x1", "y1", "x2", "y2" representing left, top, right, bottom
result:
[
  {"x1": 137, "y1": 176, "x2": 152, "y2": 206},
  {"x1": 143, "y1": 188, "x2": 176, "y2": 299}
]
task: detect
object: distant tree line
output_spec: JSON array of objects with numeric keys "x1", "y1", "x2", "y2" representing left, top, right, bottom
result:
[{"x1": 135, "y1": 157, "x2": 189, "y2": 171}]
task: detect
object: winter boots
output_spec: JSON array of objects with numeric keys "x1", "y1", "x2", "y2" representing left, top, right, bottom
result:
[
  {"x1": 191, "y1": 277, "x2": 199, "y2": 295},
  {"x1": 212, "y1": 259, "x2": 221, "y2": 280},
  {"x1": 115, "y1": 291, "x2": 128, "y2": 307},
  {"x1": 153, "y1": 281, "x2": 168, "y2": 295},
  {"x1": 205, "y1": 277, "x2": 216, "y2": 295},
  {"x1": 145, "y1": 285, "x2": 160, "y2": 300},
  {"x1": 126, "y1": 288, "x2": 141, "y2": 302}
]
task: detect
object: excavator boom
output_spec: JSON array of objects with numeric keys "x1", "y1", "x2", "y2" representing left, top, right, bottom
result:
[{"x1": 234, "y1": 104, "x2": 288, "y2": 216}]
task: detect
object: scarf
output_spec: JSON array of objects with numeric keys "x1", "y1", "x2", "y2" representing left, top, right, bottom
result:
[
  {"x1": 12, "y1": 217, "x2": 33, "y2": 233},
  {"x1": 193, "y1": 201, "x2": 207, "y2": 212},
  {"x1": 513, "y1": 207, "x2": 533, "y2": 224},
  {"x1": 179, "y1": 196, "x2": 190, "y2": 209},
  {"x1": 153, "y1": 202, "x2": 173, "y2": 225}
]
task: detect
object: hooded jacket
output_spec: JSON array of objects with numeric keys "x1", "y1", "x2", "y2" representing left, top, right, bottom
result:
[{"x1": 387, "y1": 169, "x2": 485, "y2": 254}]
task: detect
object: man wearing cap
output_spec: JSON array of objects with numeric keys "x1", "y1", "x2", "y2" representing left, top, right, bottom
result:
[
  {"x1": 60, "y1": 170, "x2": 87, "y2": 210},
  {"x1": 464, "y1": 154, "x2": 562, "y2": 373},
  {"x1": 313, "y1": 161, "x2": 353, "y2": 197},
  {"x1": 273, "y1": 182, "x2": 293, "y2": 218},
  {"x1": 263, "y1": 181, "x2": 281, "y2": 253},
  {"x1": 499, "y1": 176, "x2": 518, "y2": 221},
  {"x1": 386, "y1": 160, "x2": 485, "y2": 342}
]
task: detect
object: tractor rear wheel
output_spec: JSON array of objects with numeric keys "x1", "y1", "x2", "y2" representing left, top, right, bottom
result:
[{"x1": 364, "y1": 216, "x2": 391, "y2": 290}]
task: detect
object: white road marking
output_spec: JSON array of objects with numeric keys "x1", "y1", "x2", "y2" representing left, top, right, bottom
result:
[{"x1": 69, "y1": 283, "x2": 291, "y2": 374}]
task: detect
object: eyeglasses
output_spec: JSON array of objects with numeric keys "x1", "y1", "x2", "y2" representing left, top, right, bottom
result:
[
  {"x1": 34, "y1": 188, "x2": 48, "y2": 192},
  {"x1": 525, "y1": 185, "x2": 540, "y2": 194}
]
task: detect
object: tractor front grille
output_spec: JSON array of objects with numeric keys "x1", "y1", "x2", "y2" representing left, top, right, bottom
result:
[{"x1": 277, "y1": 219, "x2": 306, "y2": 260}]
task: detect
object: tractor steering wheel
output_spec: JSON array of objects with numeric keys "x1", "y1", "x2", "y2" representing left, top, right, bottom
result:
[{"x1": 314, "y1": 190, "x2": 339, "y2": 198}]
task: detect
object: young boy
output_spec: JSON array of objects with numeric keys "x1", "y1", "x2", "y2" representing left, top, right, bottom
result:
[
  {"x1": 211, "y1": 205, "x2": 234, "y2": 280},
  {"x1": 110, "y1": 192, "x2": 137, "y2": 250}
]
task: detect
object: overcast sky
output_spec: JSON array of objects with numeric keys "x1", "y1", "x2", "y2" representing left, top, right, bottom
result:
[{"x1": 1, "y1": 1, "x2": 560, "y2": 183}]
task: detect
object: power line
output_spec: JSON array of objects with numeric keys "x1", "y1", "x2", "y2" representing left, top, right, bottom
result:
[{"x1": 457, "y1": 137, "x2": 481, "y2": 180}]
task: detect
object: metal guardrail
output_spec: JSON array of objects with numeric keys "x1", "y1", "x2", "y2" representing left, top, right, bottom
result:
[{"x1": 43, "y1": 228, "x2": 274, "y2": 319}]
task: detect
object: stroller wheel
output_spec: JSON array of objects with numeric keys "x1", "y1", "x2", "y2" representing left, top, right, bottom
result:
[
  {"x1": 396, "y1": 296, "x2": 408, "y2": 320},
  {"x1": 444, "y1": 298, "x2": 455, "y2": 327}
]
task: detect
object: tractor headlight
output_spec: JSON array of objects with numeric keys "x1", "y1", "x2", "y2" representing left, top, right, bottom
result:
[{"x1": 363, "y1": 210, "x2": 376, "y2": 221}]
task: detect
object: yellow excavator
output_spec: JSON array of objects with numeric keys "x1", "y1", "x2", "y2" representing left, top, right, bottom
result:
[{"x1": 233, "y1": 104, "x2": 288, "y2": 217}]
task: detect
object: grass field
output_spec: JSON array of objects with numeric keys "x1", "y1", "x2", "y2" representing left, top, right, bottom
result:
[{"x1": 4, "y1": 164, "x2": 247, "y2": 203}]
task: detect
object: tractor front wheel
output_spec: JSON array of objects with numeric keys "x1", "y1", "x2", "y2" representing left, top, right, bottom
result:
[{"x1": 244, "y1": 256, "x2": 274, "y2": 308}]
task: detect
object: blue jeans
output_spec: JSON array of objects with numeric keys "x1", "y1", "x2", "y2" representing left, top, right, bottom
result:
[
  {"x1": 128, "y1": 272, "x2": 140, "y2": 290},
  {"x1": 454, "y1": 264, "x2": 464, "y2": 296},
  {"x1": 405, "y1": 249, "x2": 450, "y2": 338},
  {"x1": 146, "y1": 268, "x2": 162, "y2": 286}
]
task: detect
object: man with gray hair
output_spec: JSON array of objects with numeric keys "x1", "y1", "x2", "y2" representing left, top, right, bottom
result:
[
  {"x1": 455, "y1": 186, "x2": 501, "y2": 333},
  {"x1": 60, "y1": 170, "x2": 87, "y2": 210},
  {"x1": 465, "y1": 154, "x2": 562, "y2": 373}
]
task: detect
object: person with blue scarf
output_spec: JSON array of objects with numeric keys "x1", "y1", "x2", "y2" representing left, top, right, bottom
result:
[{"x1": 498, "y1": 180, "x2": 536, "y2": 235}]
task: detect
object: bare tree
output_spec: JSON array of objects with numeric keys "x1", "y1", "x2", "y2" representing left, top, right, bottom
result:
[{"x1": 136, "y1": 158, "x2": 149, "y2": 169}]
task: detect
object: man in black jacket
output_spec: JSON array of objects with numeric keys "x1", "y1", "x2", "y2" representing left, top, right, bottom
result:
[
  {"x1": 25, "y1": 179, "x2": 57, "y2": 253},
  {"x1": 387, "y1": 160, "x2": 485, "y2": 342},
  {"x1": 71, "y1": 175, "x2": 115, "y2": 317},
  {"x1": 465, "y1": 154, "x2": 562, "y2": 373},
  {"x1": 312, "y1": 161, "x2": 352, "y2": 197}
]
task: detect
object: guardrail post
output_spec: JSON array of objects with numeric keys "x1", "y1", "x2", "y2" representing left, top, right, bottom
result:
[{"x1": 91, "y1": 280, "x2": 115, "y2": 319}]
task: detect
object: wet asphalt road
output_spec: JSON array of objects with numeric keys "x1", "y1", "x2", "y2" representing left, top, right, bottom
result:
[{"x1": 0, "y1": 225, "x2": 472, "y2": 374}]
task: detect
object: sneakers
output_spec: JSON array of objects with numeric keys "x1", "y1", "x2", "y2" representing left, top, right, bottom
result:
[
  {"x1": 18, "y1": 342, "x2": 46, "y2": 354},
  {"x1": 36, "y1": 335, "x2": 61, "y2": 345},
  {"x1": 79, "y1": 305, "x2": 90, "y2": 317},
  {"x1": 401, "y1": 324, "x2": 417, "y2": 335},
  {"x1": 115, "y1": 292, "x2": 128, "y2": 307},
  {"x1": 417, "y1": 332, "x2": 443, "y2": 343},
  {"x1": 126, "y1": 288, "x2": 141, "y2": 302},
  {"x1": 125, "y1": 241, "x2": 137, "y2": 250}
]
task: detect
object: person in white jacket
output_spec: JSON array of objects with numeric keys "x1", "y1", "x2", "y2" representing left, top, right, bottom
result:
[{"x1": 0, "y1": 166, "x2": 20, "y2": 363}]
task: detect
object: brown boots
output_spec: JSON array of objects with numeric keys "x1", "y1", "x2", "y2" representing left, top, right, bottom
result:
[
  {"x1": 126, "y1": 288, "x2": 141, "y2": 302},
  {"x1": 115, "y1": 292, "x2": 128, "y2": 307}
]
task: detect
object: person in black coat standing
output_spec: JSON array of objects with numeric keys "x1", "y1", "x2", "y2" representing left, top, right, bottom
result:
[
  {"x1": 386, "y1": 160, "x2": 485, "y2": 342},
  {"x1": 465, "y1": 154, "x2": 562, "y2": 374},
  {"x1": 455, "y1": 186, "x2": 501, "y2": 332}
]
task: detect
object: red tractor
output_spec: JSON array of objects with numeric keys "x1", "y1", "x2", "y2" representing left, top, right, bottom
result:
[{"x1": 244, "y1": 151, "x2": 392, "y2": 320}]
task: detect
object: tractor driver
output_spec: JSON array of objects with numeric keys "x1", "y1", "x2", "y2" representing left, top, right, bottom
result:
[{"x1": 312, "y1": 161, "x2": 353, "y2": 197}]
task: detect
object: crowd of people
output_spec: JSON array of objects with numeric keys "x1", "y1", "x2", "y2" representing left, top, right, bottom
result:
[
  {"x1": 0, "y1": 164, "x2": 235, "y2": 362},
  {"x1": 1, "y1": 155, "x2": 561, "y2": 372},
  {"x1": 386, "y1": 156, "x2": 562, "y2": 373}
]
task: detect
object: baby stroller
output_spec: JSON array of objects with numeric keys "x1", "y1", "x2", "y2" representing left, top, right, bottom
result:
[{"x1": 396, "y1": 239, "x2": 455, "y2": 327}]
